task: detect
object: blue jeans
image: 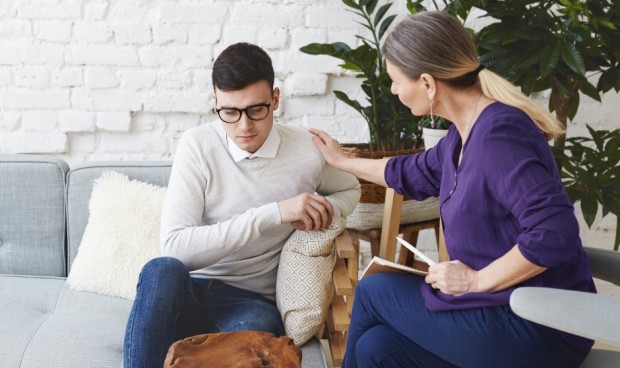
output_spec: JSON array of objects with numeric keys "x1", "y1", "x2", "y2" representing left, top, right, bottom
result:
[
  {"x1": 344, "y1": 273, "x2": 590, "y2": 368},
  {"x1": 124, "y1": 257, "x2": 284, "y2": 368}
]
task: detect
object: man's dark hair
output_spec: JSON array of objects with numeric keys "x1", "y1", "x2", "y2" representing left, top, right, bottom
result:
[{"x1": 212, "y1": 43, "x2": 274, "y2": 91}]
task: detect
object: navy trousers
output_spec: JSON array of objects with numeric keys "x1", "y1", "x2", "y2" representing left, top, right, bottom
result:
[{"x1": 343, "y1": 273, "x2": 589, "y2": 368}]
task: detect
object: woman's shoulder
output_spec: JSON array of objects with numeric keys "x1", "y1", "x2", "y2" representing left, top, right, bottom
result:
[{"x1": 478, "y1": 102, "x2": 544, "y2": 139}]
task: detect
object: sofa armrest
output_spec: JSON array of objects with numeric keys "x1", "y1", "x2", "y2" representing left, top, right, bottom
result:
[
  {"x1": 510, "y1": 287, "x2": 620, "y2": 347},
  {"x1": 585, "y1": 247, "x2": 620, "y2": 286}
]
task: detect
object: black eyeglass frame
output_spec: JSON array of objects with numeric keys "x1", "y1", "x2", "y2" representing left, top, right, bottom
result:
[{"x1": 213, "y1": 103, "x2": 272, "y2": 124}]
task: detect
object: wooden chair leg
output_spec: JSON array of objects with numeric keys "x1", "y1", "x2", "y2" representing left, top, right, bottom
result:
[
  {"x1": 399, "y1": 228, "x2": 419, "y2": 265},
  {"x1": 369, "y1": 237, "x2": 380, "y2": 260}
]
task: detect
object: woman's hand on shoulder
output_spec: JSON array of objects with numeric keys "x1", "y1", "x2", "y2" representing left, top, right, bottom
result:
[
  {"x1": 425, "y1": 260, "x2": 479, "y2": 296},
  {"x1": 309, "y1": 128, "x2": 347, "y2": 169}
]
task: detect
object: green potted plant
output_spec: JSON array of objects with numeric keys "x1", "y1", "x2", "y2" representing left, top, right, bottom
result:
[
  {"x1": 467, "y1": 0, "x2": 620, "y2": 168},
  {"x1": 299, "y1": 0, "x2": 443, "y2": 236},
  {"x1": 420, "y1": 116, "x2": 452, "y2": 149},
  {"x1": 442, "y1": 0, "x2": 620, "y2": 249},
  {"x1": 557, "y1": 126, "x2": 620, "y2": 250},
  {"x1": 300, "y1": 0, "x2": 422, "y2": 153}
]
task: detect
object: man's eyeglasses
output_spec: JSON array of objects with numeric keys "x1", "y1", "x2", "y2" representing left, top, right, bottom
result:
[{"x1": 213, "y1": 103, "x2": 271, "y2": 124}]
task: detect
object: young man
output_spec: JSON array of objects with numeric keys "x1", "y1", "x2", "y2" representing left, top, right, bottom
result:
[{"x1": 123, "y1": 43, "x2": 361, "y2": 368}]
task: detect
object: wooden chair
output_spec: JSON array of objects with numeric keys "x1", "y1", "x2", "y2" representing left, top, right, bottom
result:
[
  {"x1": 322, "y1": 189, "x2": 447, "y2": 368},
  {"x1": 347, "y1": 218, "x2": 440, "y2": 263},
  {"x1": 378, "y1": 188, "x2": 449, "y2": 265},
  {"x1": 347, "y1": 196, "x2": 443, "y2": 269}
]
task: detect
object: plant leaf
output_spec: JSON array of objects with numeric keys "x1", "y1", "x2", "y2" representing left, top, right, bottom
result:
[
  {"x1": 378, "y1": 14, "x2": 397, "y2": 40},
  {"x1": 334, "y1": 90, "x2": 365, "y2": 117},
  {"x1": 580, "y1": 194, "x2": 598, "y2": 228},
  {"x1": 615, "y1": 217, "x2": 620, "y2": 251},
  {"x1": 366, "y1": 0, "x2": 379, "y2": 15},
  {"x1": 579, "y1": 79, "x2": 601, "y2": 102},
  {"x1": 561, "y1": 39, "x2": 586, "y2": 76},
  {"x1": 374, "y1": 3, "x2": 393, "y2": 26},
  {"x1": 540, "y1": 40, "x2": 562, "y2": 79}
]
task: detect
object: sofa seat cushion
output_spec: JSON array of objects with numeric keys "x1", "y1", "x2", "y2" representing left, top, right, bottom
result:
[
  {"x1": 0, "y1": 275, "x2": 131, "y2": 368},
  {"x1": 0, "y1": 275, "x2": 327, "y2": 368}
]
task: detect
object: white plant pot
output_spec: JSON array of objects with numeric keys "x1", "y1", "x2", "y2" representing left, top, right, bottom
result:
[{"x1": 422, "y1": 127, "x2": 449, "y2": 149}]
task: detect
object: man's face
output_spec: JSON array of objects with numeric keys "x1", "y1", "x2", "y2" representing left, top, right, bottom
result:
[{"x1": 214, "y1": 80, "x2": 280, "y2": 154}]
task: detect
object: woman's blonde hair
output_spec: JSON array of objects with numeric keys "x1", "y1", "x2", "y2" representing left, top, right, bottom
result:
[{"x1": 381, "y1": 11, "x2": 563, "y2": 140}]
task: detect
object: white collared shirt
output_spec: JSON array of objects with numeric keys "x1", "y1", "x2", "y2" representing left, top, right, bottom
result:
[{"x1": 226, "y1": 126, "x2": 281, "y2": 162}]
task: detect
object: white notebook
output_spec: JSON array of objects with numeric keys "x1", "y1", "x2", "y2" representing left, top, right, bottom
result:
[{"x1": 361, "y1": 256, "x2": 429, "y2": 279}]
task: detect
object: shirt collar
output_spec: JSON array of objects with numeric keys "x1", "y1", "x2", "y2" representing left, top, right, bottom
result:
[{"x1": 226, "y1": 126, "x2": 280, "y2": 162}]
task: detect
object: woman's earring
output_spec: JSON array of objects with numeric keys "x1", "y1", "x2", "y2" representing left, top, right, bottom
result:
[{"x1": 429, "y1": 99, "x2": 435, "y2": 128}]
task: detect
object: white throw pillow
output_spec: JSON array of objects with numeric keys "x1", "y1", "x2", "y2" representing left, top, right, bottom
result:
[
  {"x1": 276, "y1": 217, "x2": 346, "y2": 345},
  {"x1": 67, "y1": 171, "x2": 166, "y2": 300}
]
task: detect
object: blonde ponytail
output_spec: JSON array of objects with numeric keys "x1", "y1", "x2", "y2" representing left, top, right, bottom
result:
[{"x1": 478, "y1": 69, "x2": 564, "y2": 140}]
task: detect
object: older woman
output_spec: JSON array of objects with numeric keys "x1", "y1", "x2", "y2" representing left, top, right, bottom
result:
[{"x1": 311, "y1": 10, "x2": 595, "y2": 368}]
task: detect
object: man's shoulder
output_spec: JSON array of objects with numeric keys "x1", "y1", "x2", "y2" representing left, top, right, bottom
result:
[
  {"x1": 274, "y1": 124, "x2": 325, "y2": 166},
  {"x1": 175, "y1": 121, "x2": 227, "y2": 160},
  {"x1": 181, "y1": 121, "x2": 223, "y2": 145},
  {"x1": 275, "y1": 124, "x2": 311, "y2": 141}
]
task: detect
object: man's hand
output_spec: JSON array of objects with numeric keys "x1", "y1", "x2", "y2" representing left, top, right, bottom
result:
[
  {"x1": 278, "y1": 193, "x2": 334, "y2": 231},
  {"x1": 424, "y1": 260, "x2": 479, "y2": 296}
]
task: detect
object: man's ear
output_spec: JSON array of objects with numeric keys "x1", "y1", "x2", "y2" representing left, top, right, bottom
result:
[
  {"x1": 272, "y1": 87, "x2": 281, "y2": 110},
  {"x1": 213, "y1": 88, "x2": 219, "y2": 108},
  {"x1": 420, "y1": 73, "x2": 436, "y2": 101}
]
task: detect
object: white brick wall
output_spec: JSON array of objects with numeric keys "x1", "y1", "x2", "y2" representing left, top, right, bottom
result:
[{"x1": 0, "y1": 0, "x2": 618, "y2": 249}]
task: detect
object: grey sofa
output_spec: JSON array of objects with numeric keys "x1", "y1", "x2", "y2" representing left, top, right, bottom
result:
[
  {"x1": 510, "y1": 247, "x2": 620, "y2": 368},
  {"x1": 0, "y1": 154, "x2": 327, "y2": 368}
]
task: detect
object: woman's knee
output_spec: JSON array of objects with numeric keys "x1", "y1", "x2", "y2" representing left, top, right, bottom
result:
[
  {"x1": 355, "y1": 325, "x2": 394, "y2": 366},
  {"x1": 355, "y1": 273, "x2": 395, "y2": 303}
]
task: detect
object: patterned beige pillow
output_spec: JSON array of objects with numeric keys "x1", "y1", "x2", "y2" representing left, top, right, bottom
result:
[{"x1": 276, "y1": 217, "x2": 346, "y2": 345}]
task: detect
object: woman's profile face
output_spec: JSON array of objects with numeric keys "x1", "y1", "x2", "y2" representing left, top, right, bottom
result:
[{"x1": 386, "y1": 60, "x2": 429, "y2": 116}]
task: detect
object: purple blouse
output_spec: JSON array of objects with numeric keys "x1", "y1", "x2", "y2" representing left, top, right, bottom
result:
[{"x1": 386, "y1": 102, "x2": 595, "y2": 348}]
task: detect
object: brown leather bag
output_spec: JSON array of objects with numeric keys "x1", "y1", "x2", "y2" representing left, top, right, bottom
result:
[{"x1": 163, "y1": 331, "x2": 302, "y2": 368}]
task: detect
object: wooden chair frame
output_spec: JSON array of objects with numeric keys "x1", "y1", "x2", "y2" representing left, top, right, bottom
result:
[{"x1": 322, "y1": 188, "x2": 447, "y2": 367}]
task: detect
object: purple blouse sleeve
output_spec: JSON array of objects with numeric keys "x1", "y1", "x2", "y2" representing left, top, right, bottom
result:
[
  {"x1": 481, "y1": 120, "x2": 581, "y2": 268},
  {"x1": 384, "y1": 128, "x2": 453, "y2": 200}
]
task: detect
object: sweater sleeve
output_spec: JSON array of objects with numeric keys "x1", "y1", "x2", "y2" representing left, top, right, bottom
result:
[
  {"x1": 160, "y1": 133, "x2": 281, "y2": 271},
  {"x1": 316, "y1": 163, "x2": 361, "y2": 218},
  {"x1": 482, "y1": 121, "x2": 581, "y2": 268}
]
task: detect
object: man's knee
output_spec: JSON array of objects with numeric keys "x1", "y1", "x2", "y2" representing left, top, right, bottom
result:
[
  {"x1": 221, "y1": 301, "x2": 283, "y2": 336},
  {"x1": 137, "y1": 257, "x2": 189, "y2": 294},
  {"x1": 141, "y1": 257, "x2": 186, "y2": 278}
]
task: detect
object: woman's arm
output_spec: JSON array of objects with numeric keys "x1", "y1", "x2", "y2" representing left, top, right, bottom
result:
[
  {"x1": 310, "y1": 128, "x2": 389, "y2": 187},
  {"x1": 425, "y1": 245, "x2": 546, "y2": 296}
]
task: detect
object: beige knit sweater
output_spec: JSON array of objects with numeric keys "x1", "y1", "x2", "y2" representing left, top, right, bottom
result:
[{"x1": 160, "y1": 121, "x2": 361, "y2": 298}]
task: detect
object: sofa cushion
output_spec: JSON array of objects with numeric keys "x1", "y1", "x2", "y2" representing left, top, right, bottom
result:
[
  {"x1": 0, "y1": 275, "x2": 327, "y2": 368},
  {"x1": 65, "y1": 161, "x2": 172, "y2": 272},
  {"x1": 0, "y1": 275, "x2": 130, "y2": 368},
  {"x1": 0, "y1": 155, "x2": 69, "y2": 277},
  {"x1": 67, "y1": 171, "x2": 166, "y2": 299}
]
